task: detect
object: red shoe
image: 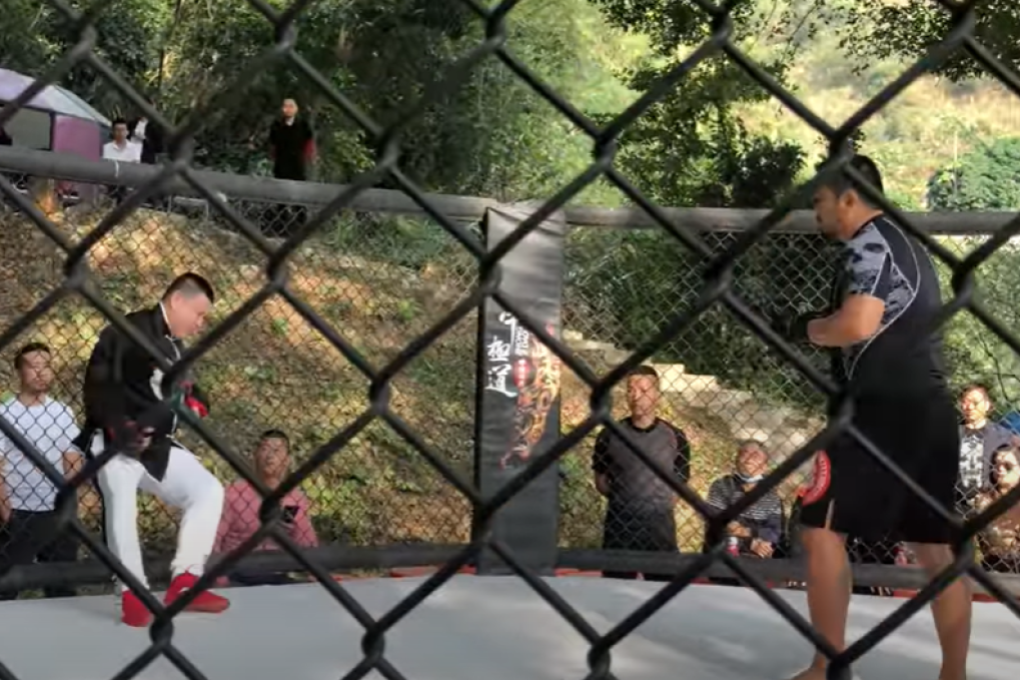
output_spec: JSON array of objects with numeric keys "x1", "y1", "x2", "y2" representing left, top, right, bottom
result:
[
  {"x1": 164, "y1": 572, "x2": 230, "y2": 614},
  {"x1": 122, "y1": 590, "x2": 154, "y2": 628}
]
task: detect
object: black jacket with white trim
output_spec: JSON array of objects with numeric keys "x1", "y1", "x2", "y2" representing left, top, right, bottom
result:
[{"x1": 74, "y1": 305, "x2": 209, "y2": 480}]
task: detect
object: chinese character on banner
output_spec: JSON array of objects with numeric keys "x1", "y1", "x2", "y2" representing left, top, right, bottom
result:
[
  {"x1": 485, "y1": 362, "x2": 517, "y2": 398},
  {"x1": 486, "y1": 337, "x2": 511, "y2": 363}
]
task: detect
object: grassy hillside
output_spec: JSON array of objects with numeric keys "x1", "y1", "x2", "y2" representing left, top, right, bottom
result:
[{"x1": 0, "y1": 205, "x2": 751, "y2": 554}]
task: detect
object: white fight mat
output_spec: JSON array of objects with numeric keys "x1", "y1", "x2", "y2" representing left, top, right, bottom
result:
[{"x1": 0, "y1": 575, "x2": 1016, "y2": 680}]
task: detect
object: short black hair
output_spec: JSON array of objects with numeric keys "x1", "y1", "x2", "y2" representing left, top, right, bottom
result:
[
  {"x1": 628, "y1": 365, "x2": 659, "y2": 380},
  {"x1": 818, "y1": 155, "x2": 884, "y2": 206},
  {"x1": 961, "y1": 383, "x2": 991, "y2": 401},
  {"x1": 14, "y1": 342, "x2": 50, "y2": 369},
  {"x1": 163, "y1": 273, "x2": 215, "y2": 303},
  {"x1": 260, "y1": 429, "x2": 289, "y2": 445},
  {"x1": 111, "y1": 117, "x2": 128, "y2": 128}
]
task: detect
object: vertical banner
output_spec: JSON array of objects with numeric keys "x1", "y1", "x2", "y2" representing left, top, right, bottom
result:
[{"x1": 474, "y1": 204, "x2": 565, "y2": 575}]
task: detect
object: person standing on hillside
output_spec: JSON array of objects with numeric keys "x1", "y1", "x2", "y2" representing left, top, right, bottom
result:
[
  {"x1": 75, "y1": 273, "x2": 229, "y2": 627},
  {"x1": 268, "y1": 98, "x2": 315, "y2": 182},
  {"x1": 773, "y1": 156, "x2": 971, "y2": 680},
  {"x1": 102, "y1": 118, "x2": 142, "y2": 204},
  {"x1": 128, "y1": 100, "x2": 165, "y2": 165},
  {"x1": 266, "y1": 98, "x2": 315, "y2": 234},
  {"x1": 592, "y1": 366, "x2": 690, "y2": 581}
]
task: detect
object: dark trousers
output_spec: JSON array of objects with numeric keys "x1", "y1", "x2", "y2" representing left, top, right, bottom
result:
[
  {"x1": 0, "y1": 509, "x2": 78, "y2": 599},
  {"x1": 602, "y1": 502, "x2": 678, "y2": 581},
  {"x1": 228, "y1": 569, "x2": 298, "y2": 587}
]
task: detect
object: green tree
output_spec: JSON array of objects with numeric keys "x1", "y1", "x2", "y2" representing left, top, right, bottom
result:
[
  {"x1": 927, "y1": 138, "x2": 1020, "y2": 411},
  {"x1": 847, "y1": 1, "x2": 1020, "y2": 81},
  {"x1": 927, "y1": 137, "x2": 1020, "y2": 212}
]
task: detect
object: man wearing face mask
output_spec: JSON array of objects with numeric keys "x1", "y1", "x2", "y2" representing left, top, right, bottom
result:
[
  {"x1": 75, "y1": 273, "x2": 228, "y2": 627},
  {"x1": 704, "y1": 440, "x2": 784, "y2": 562}
]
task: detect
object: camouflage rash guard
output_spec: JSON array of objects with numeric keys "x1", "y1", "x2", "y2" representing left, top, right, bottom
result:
[{"x1": 834, "y1": 215, "x2": 949, "y2": 397}]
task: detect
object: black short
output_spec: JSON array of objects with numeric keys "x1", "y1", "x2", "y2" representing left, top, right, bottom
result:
[{"x1": 799, "y1": 391, "x2": 960, "y2": 544}]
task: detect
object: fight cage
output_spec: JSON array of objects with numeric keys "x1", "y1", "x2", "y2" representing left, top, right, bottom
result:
[{"x1": 0, "y1": 1, "x2": 1018, "y2": 680}]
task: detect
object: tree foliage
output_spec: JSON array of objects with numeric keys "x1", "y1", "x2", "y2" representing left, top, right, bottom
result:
[
  {"x1": 927, "y1": 137, "x2": 1020, "y2": 212},
  {"x1": 847, "y1": 0, "x2": 1020, "y2": 81}
]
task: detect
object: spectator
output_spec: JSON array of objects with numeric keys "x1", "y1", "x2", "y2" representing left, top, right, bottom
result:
[
  {"x1": 214, "y1": 430, "x2": 318, "y2": 586},
  {"x1": 102, "y1": 118, "x2": 142, "y2": 204},
  {"x1": 266, "y1": 98, "x2": 315, "y2": 234},
  {"x1": 0, "y1": 126, "x2": 11, "y2": 146},
  {"x1": 704, "y1": 440, "x2": 784, "y2": 561},
  {"x1": 973, "y1": 445, "x2": 1020, "y2": 573},
  {"x1": 268, "y1": 98, "x2": 315, "y2": 182},
  {"x1": 592, "y1": 366, "x2": 690, "y2": 581},
  {"x1": 958, "y1": 384, "x2": 1014, "y2": 512},
  {"x1": 128, "y1": 102, "x2": 164, "y2": 165},
  {"x1": 102, "y1": 118, "x2": 142, "y2": 163},
  {"x1": 0, "y1": 343, "x2": 81, "y2": 600}
]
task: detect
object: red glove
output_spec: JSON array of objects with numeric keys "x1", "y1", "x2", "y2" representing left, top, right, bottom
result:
[{"x1": 181, "y1": 382, "x2": 210, "y2": 419}]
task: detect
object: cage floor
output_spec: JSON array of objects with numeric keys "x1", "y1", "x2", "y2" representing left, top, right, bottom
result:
[{"x1": 0, "y1": 575, "x2": 1016, "y2": 680}]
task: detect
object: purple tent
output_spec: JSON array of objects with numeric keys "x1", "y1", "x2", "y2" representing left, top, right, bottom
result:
[{"x1": 0, "y1": 67, "x2": 111, "y2": 162}]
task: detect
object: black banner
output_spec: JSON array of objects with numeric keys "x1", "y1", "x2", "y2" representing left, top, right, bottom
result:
[{"x1": 474, "y1": 204, "x2": 565, "y2": 575}]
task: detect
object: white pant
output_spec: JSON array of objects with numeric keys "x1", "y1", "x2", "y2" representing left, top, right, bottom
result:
[{"x1": 94, "y1": 440, "x2": 224, "y2": 591}]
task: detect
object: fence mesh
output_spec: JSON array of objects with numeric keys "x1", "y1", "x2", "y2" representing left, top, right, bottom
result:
[{"x1": 0, "y1": 0, "x2": 1019, "y2": 678}]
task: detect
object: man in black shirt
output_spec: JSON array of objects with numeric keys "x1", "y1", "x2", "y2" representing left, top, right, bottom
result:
[
  {"x1": 775, "y1": 156, "x2": 970, "y2": 680},
  {"x1": 266, "y1": 98, "x2": 314, "y2": 234},
  {"x1": 268, "y1": 98, "x2": 315, "y2": 182},
  {"x1": 957, "y1": 383, "x2": 1014, "y2": 512},
  {"x1": 592, "y1": 366, "x2": 690, "y2": 581}
]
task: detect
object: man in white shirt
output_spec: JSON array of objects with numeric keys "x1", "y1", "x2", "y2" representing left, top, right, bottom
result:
[
  {"x1": 0, "y1": 343, "x2": 82, "y2": 599},
  {"x1": 102, "y1": 118, "x2": 142, "y2": 203}
]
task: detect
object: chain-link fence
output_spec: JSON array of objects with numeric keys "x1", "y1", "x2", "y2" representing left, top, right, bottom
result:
[
  {"x1": 1, "y1": 0, "x2": 1020, "y2": 678},
  {"x1": 0, "y1": 189, "x2": 481, "y2": 582},
  {"x1": 559, "y1": 227, "x2": 1020, "y2": 584}
]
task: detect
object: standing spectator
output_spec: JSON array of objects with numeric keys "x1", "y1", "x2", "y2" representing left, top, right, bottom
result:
[
  {"x1": 102, "y1": 118, "x2": 142, "y2": 163},
  {"x1": 128, "y1": 102, "x2": 164, "y2": 165},
  {"x1": 0, "y1": 126, "x2": 11, "y2": 146},
  {"x1": 0, "y1": 343, "x2": 81, "y2": 600},
  {"x1": 268, "y1": 98, "x2": 315, "y2": 182},
  {"x1": 974, "y1": 445, "x2": 1020, "y2": 573},
  {"x1": 267, "y1": 98, "x2": 315, "y2": 234},
  {"x1": 214, "y1": 430, "x2": 318, "y2": 586},
  {"x1": 704, "y1": 440, "x2": 784, "y2": 561},
  {"x1": 102, "y1": 118, "x2": 142, "y2": 204},
  {"x1": 958, "y1": 384, "x2": 1014, "y2": 512},
  {"x1": 592, "y1": 366, "x2": 690, "y2": 581}
]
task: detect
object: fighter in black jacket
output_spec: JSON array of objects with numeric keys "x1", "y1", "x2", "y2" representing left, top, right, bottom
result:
[{"x1": 76, "y1": 273, "x2": 229, "y2": 626}]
